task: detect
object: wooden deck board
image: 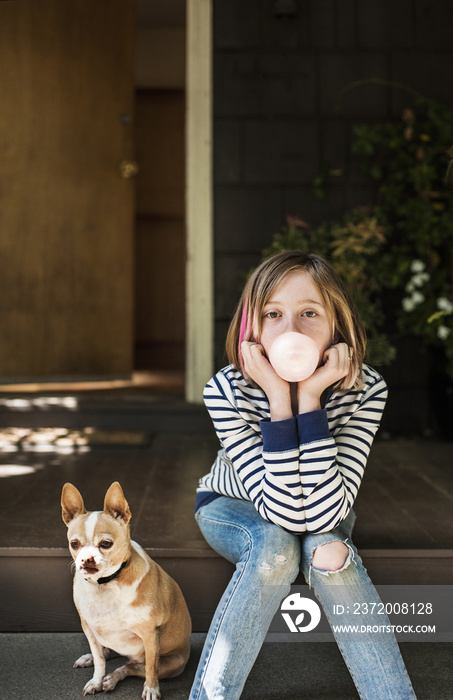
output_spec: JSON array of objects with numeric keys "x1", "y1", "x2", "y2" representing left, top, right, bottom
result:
[
  {"x1": 0, "y1": 434, "x2": 218, "y2": 550},
  {"x1": 354, "y1": 440, "x2": 453, "y2": 548},
  {"x1": 0, "y1": 432, "x2": 452, "y2": 551},
  {"x1": 1, "y1": 424, "x2": 453, "y2": 631}
]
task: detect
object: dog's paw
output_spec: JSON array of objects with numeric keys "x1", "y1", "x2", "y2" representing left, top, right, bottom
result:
[
  {"x1": 102, "y1": 674, "x2": 118, "y2": 692},
  {"x1": 82, "y1": 677, "x2": 102, "y2": 695},
  {"x1": 74, "y1": 653, "x2": 94, "y2": 668},
  {"x1": 142, "y1": 683, "x2": 161, "y2": 700}
]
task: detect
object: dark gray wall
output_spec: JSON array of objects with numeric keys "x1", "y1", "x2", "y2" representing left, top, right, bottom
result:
[
  {"x1": 213, "y1": 0, "x2": 453, "y2": 370},
  {"x1": 212, "y1": 0, "x2": 453, "y2": 435}
]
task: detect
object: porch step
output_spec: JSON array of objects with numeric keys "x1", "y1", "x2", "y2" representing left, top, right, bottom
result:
[
  {"x1": 0, "y1": 391, "x2": 212, "y2": 433},
  {"x1": 1, "y1": 395, "x2": 453, "y2": 633},
  {"x1": 1, "y1": 545, "x2": 453, "y2": 633}
]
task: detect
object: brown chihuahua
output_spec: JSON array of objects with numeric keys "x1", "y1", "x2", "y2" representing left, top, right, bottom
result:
[{"x1": 61, "y1": 481, "x2": 191, "y2": 699}]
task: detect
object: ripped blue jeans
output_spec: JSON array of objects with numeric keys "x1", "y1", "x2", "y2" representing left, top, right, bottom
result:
[{"x1": 190, "y1": 496, "x2": 416, "y2": 700}]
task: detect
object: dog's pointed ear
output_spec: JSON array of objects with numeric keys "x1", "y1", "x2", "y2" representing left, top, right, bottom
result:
[
  {"x1": 103, "y1": 482, "x2": 131, "y2": 524},
  {"x1": 61, "y1": 483, "x2": 86, "y2": 526}
]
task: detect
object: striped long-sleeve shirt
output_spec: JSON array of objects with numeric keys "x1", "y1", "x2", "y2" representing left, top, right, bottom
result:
[{"x1": 196, "y1": 363, "x2": 387, "y2": 534}]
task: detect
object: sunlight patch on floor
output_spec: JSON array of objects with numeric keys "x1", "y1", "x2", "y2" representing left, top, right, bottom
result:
[
  {"x1": 0, "y1": 396, "x2": 78, "y2": 411},
  {"x1": 0, "y1": 427, "x2": 149, "y2": 454},
  {"x1": 0, "y1": 464, "x2": 42, "y2": 478}
]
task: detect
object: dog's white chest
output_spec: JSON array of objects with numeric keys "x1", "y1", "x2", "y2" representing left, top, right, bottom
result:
[{"x1": 75, "y1": 577, "x2": 150, "y2": 655}]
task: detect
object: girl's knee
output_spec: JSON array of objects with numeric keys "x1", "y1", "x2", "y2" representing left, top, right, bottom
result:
[
  {"x1": 311, "y1": 540, "x2": 349, "y2": 572},
  {"x1": 256, "y1": 535, "x2": 300, "y2": 584}
]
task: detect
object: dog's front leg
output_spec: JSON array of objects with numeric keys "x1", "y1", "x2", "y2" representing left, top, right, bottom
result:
[
  {"x1": 142, "y1": 627, "x2": 161, "y2": 700},
  {"x1": 74, "y1": 646, "x2": 118, "y2": 669},
  {"x1": 80, "y1": 619, "x2": 106, "y2": 696}
]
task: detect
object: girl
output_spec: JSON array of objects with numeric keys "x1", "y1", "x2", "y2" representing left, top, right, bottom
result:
[{"x1": 191, "y1": 252, "x2": 416, "y2": 699}]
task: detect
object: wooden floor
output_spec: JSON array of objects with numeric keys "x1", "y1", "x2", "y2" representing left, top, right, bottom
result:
[
  {"x1": 353, "y1": 439, "x2": 453, "y2": 549},
  {"x1": 0, "y1": 428, "x2": 452, "y2": 552},
  {"x1": 1, "y1": 390, "x2": 453, "y2": 631},
  {"x1": 0, "y1": 432, "x2": 217, "y2": 552}
]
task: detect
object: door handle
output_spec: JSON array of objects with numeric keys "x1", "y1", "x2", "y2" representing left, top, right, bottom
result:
[{"x1": 119, "y1": 160, "x2": 139, "y2": 178}]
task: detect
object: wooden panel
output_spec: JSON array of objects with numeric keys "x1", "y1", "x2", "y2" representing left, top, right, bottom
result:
[
  {"x1": 135, "y1": 90, "x2": 185, "y2": 217},
  {"x1": 135, "y1": 218, "x2": 185, "y2": 344},
  {"x1": 0, "y1": 0, "x2": 135, "y2": 377},
  {"x1": 185, "y1": 0, "x2": 214, "y2": 401},
  {"x1": 134, "y1": 90, "x2": 186, "y2": 370}
]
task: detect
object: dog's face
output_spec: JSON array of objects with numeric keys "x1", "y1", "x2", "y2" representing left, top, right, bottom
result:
[{"x1": 61, "y1": 482, "x2": 132, "y2": 583}]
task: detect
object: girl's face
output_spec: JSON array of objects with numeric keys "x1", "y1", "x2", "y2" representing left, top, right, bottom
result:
[{"x1": 259, "y1": 269, "x2": 334, "y2": 365}]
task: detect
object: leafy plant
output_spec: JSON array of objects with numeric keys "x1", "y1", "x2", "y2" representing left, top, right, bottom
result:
[{"x1": 266, "y1": 87, "x2": 453, "y2": 376}]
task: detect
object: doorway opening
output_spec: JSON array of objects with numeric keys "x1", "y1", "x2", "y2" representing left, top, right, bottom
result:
[
  {"x1": 134, "y1": 89, "x2": 186, "y2": 374},
  {"x1": 133, "y1": 0, "x2": 187, "y2": 395}
]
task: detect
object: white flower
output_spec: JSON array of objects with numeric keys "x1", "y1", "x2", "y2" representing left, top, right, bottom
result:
[
  {"x1": 411, "y1": 272, "x2": 429, "y2": 287},
  {"x1": 437, "y1": 325, "x2": 452, "y2": 340},
  {"x1": 405, "y1": 281, "x2": 415, "y2": 293},
  {"x1": 410, "y1": 259, "x2": 426, "y2": 274},
  {"x1": 411, "y1": 291, "x2": 425, "y2": 305},
  {"x1": 402, "y1": 297, "x2": 416, "y2": 312},
  {"x1": 437, "y1": 297, "x2": 453, "y2": 313}
]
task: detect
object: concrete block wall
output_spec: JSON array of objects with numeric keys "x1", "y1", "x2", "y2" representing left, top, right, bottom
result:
[{"x1": 213, "y1": 0, "x2": 453, "y2": 383}]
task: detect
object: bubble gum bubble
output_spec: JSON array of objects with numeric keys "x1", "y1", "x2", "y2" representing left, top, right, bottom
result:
[{"x1": 268, "y1": 332, "x2": 319, "y2": 382}]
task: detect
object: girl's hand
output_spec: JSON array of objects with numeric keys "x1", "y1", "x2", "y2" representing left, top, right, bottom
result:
[
  {"x1": 297, "y1": 342, "x2": 352, "y2": 414},
  {"x1": 241, "y1": 341, "x2": 292, "y2": 421}
]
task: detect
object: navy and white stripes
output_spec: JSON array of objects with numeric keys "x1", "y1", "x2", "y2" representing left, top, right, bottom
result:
[{"x1": 197, "y1": 364, "x2": 387, "y2": 534}]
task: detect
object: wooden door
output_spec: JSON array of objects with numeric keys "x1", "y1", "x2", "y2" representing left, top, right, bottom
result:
[
  {"x1": 0, "y1": 0, "x2": 135, "y2": 378},
  {"x1": 134, "y1": 90, "x2": 186, "y2": 371}
]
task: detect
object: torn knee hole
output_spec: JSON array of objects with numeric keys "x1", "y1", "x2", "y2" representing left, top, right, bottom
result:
[
  {"x1": 275, "y1": 554, "x2": 288, "y2": 564},
  {"x1": 259, "y1": 553, "x2": 289, "y2": 573},
  {"x1": 260, "y1": 561, "x2": 273, "y2": 572},
  {"x1": 311, "y1": 541, "x2": 349, "y2": 572}
]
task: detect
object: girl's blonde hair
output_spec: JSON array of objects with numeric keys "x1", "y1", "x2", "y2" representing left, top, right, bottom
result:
[{"x1": 226, "y1": 251, "x2": 367, "y2": 391}]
